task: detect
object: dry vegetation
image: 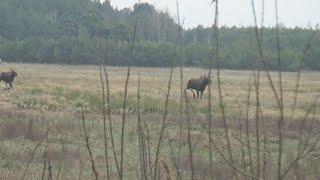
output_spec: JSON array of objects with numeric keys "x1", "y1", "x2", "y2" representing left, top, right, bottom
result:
[
  {"x1": 1, "y1": 63, "x2": 319, "y2": 116},
  {"x1": 0, "y1": 63, "x2": 319, "y2": 179},
  {"x1": 1, "y1": 0, "x2": 319, "y2": 179}
]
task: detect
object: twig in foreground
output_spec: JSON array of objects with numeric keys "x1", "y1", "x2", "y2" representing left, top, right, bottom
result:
[
  {"x1": 21, "y1": 121, "x2": 54, "y2": 180},
  {"x1": 81, "y1": 107, "x2": 99, "y2": 180},
  {"x1": 120, "y1": 0, "x2": 140, "y2": 178}
]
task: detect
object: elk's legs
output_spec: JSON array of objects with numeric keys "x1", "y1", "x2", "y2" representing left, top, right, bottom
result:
[
  {"x1": 196, "y1": 91, "x2": 199, "y2": 98},
  {"x1": 190, "y1": 89, "x2": 196, "y2": 98},
  {"x1": 200, "y1": 91, "x2": 203, "y2": 100}
]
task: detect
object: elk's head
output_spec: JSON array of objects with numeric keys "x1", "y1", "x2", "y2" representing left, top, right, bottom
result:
[
  {"x1": 10, "y1": 68, "x2": 17, "y2": 78},
  {"x1": 201, "y1": 73, "x2": 213, "y2": 86}
]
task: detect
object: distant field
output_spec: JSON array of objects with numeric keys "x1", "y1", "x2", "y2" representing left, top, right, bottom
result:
[
  {"x1": 0, "y1": 63, "x2": 319, "y2": 117},
  {"x1": 0, "y1": 63, "x2": 319, "y2": 179}
]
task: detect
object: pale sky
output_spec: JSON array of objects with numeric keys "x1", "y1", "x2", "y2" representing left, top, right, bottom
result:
[{"x1": 109, "y1": 0, "x2": 320, "y2": 29}]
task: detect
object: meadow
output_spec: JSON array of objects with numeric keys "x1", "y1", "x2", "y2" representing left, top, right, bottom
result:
[{"x1": 0, "y1": 63, "x2": 319, "y2": 179}]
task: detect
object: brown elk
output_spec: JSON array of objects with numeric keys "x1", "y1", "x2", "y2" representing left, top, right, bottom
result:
[
  {"x1": 186, "y1": 74, "x2": 212, "y2": 99},
  {"x1": 0, "y1": 68, "x2": 17, "y2": 90}
]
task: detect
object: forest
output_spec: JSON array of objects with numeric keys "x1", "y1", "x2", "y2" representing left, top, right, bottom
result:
[{"x1": 0, "y1": 0, "x2": 319, "y2": 70}]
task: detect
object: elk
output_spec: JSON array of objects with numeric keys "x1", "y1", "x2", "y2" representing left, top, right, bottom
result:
[
  {"x1": 0, "y1": 68, "x2": 17, "y2": 90},
  {"x1": 186, "y1": 74, "x2": 212, "y2": 100}
]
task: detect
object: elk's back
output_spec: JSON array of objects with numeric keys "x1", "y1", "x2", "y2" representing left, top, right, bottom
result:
[
  {"x1": 0, "y1": 72, "x2": 13, "y2": 82},
  {"x1": 187, "y1": 79, "x2": 203, "y2": 90}
]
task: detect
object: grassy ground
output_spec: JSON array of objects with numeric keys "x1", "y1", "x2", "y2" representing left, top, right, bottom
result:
[
  {"x1": 0, "y1": 63, "x2": 319, "y2": 179},
  {"x1": 1, "y1": 63, "x2": 319, "y2": 116}
]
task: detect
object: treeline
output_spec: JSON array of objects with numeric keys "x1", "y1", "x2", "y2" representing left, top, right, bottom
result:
[{"x1": 0, "y1": 0, "x2": 319, "y2": 70}]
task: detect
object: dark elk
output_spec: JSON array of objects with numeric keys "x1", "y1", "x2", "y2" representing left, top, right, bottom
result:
[
  {"x1": 186, "y1": 74, "x2": 212, "y2": 99},
  {"x1": 0, "y1": 68, "x2": 17, "y2": 90}
]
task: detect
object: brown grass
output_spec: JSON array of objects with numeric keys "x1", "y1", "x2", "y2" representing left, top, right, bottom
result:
[{"x1": 0, "y1": 63, "x2": 319, "y2": 179}]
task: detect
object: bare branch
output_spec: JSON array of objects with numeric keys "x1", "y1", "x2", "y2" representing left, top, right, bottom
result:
[
  {"x1": 21, "y1": 121, "x2": 54, "y2": 180},
  {"x1": 120, "y1": 0, "x2": 141, "y2": 178},
  {"x1": 97, "y1": 39, "x2": 110, "y2": 180},
  {"x1": 81, "y1": 107, "x2": 99, "y2": 180},
  {"x1": 102, "y1": 58, "x2": 121, "y2": 176},
  {"x1": 290, "y1": 25, "x2": 319, "y2": 120},
  {"x1": 184, "y1": 90, "x2": 196, "y2": 180}
]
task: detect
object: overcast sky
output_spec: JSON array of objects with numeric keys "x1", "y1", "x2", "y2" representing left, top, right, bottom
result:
[{"x1": 109, "y1": 0, "x2": 320, "y2": 29}]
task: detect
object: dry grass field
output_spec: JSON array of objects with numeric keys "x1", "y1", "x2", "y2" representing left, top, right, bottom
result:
[{"x1": 0, "y1": 63, "x2": 319, "y2": 179}]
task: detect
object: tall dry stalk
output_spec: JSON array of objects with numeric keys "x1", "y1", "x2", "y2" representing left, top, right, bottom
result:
[
  {"x1": 167, "y1": 116, "x2": 182, "y2": 179},
  {"x1": 260, "y1": 103, "x2": 267, "y2": 180},
  {"x1": 281, "y1": 101, "x2": 319, "y2": 179},
  {"x1": 253, "y1": 70, "x2": 261, "y2": 177},
  {"x1": 120, "y1": 0, "x2": 140, "y2": 178},
  {"x1": 153, "y1": 49, "x2": 176, "y2": 180},
  {"x1": 164, "y1": 3, "x2": 184, "y2": 179},
  {"x1": 258, "y1": 1, "x2": 267, "y2": 173},
  {"x1": 207, "y1": 0, "x2": 216, "y2": 178},
  {"x1": 56, "y1": 136, "x2": 66, "y2": 180},
  {"x1": 251, "y1": 0, "x2": 281, "y2": 178},
  {"x1": 153, "y1": 2, "x2": 182, "y2": 179},
  {"x1": 274, "y1": 1, "x2": 285, "y2": 178},
  {"x1": 97, "y1": 40, "x2": 110, "y2": 180},
  {"x1": 168, "y1": 138, "x2": 182, "y2": 180},
  {"x1": 250, "y1": 1, "x2": 320, "y2": 179},
  {"x1": 47, "y1": 157, "x2": 53, "y2": 180},
  {"x1": 187, "y1": 98, "x2": 257, "y2": 179},
  {"x1": 46, "y1": 147, "x2": 53, "y2": 180},
  {"x1": 184, "y1": 90, "x2": 195, "y2": 180},
  {"x1": 81, "y1": 107, "x2": 99, "y2": 180},
  {"x1": 137, "y1": 74, "x2": 143, "y2": 179},
  {"x1": 245, "y1": 74, "x2": 254, "y2": 177},
  {"x1": 193, "y1": 108, "x2": 259, "y2": 179},
  {"x1": 144, "y1": 121, "x2": 153, "y2": 176},
  {"x1": 297, "y1": 104, "x2": 316, "y2": 156},
  {"x1": 254, "y1": 0, "x2": 265, "y2": 177},
  {"x1": 102, "y1": 58, "x2": 120, "y2": 176},
  {"x1": 290, "y1": 25, "x2": 318, "y2": 121},
  {"x1": 260, "y1": 0, "x2": 265, "y2": 42},
  {"x1": 21, "y1": 121, "x2": 54, "y2": 180},
  {"x1": 250, "y1": 0, "x2": 282, "y2": 109},
  {"x1": 251, "y1": 0, "x2": 281, "y2": 177},
  {"x1": 41, "y1": 120, "x2": 50, "y2": 180},
  {"x1": 137, "y1": 74, "x2": 148, "y2": 180},
  {"x1": 41, "y1": 142, "x2": 48, "y2": 180},
  {"x1": 176, "y1": 1, "x2": 184, "y2": 171},
  {"x1": 234, "y1": 98, "x2": 247, "y2": 175},
  {"x1": 212, "y1": 0, "x2": 236, "y2": 175}
]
